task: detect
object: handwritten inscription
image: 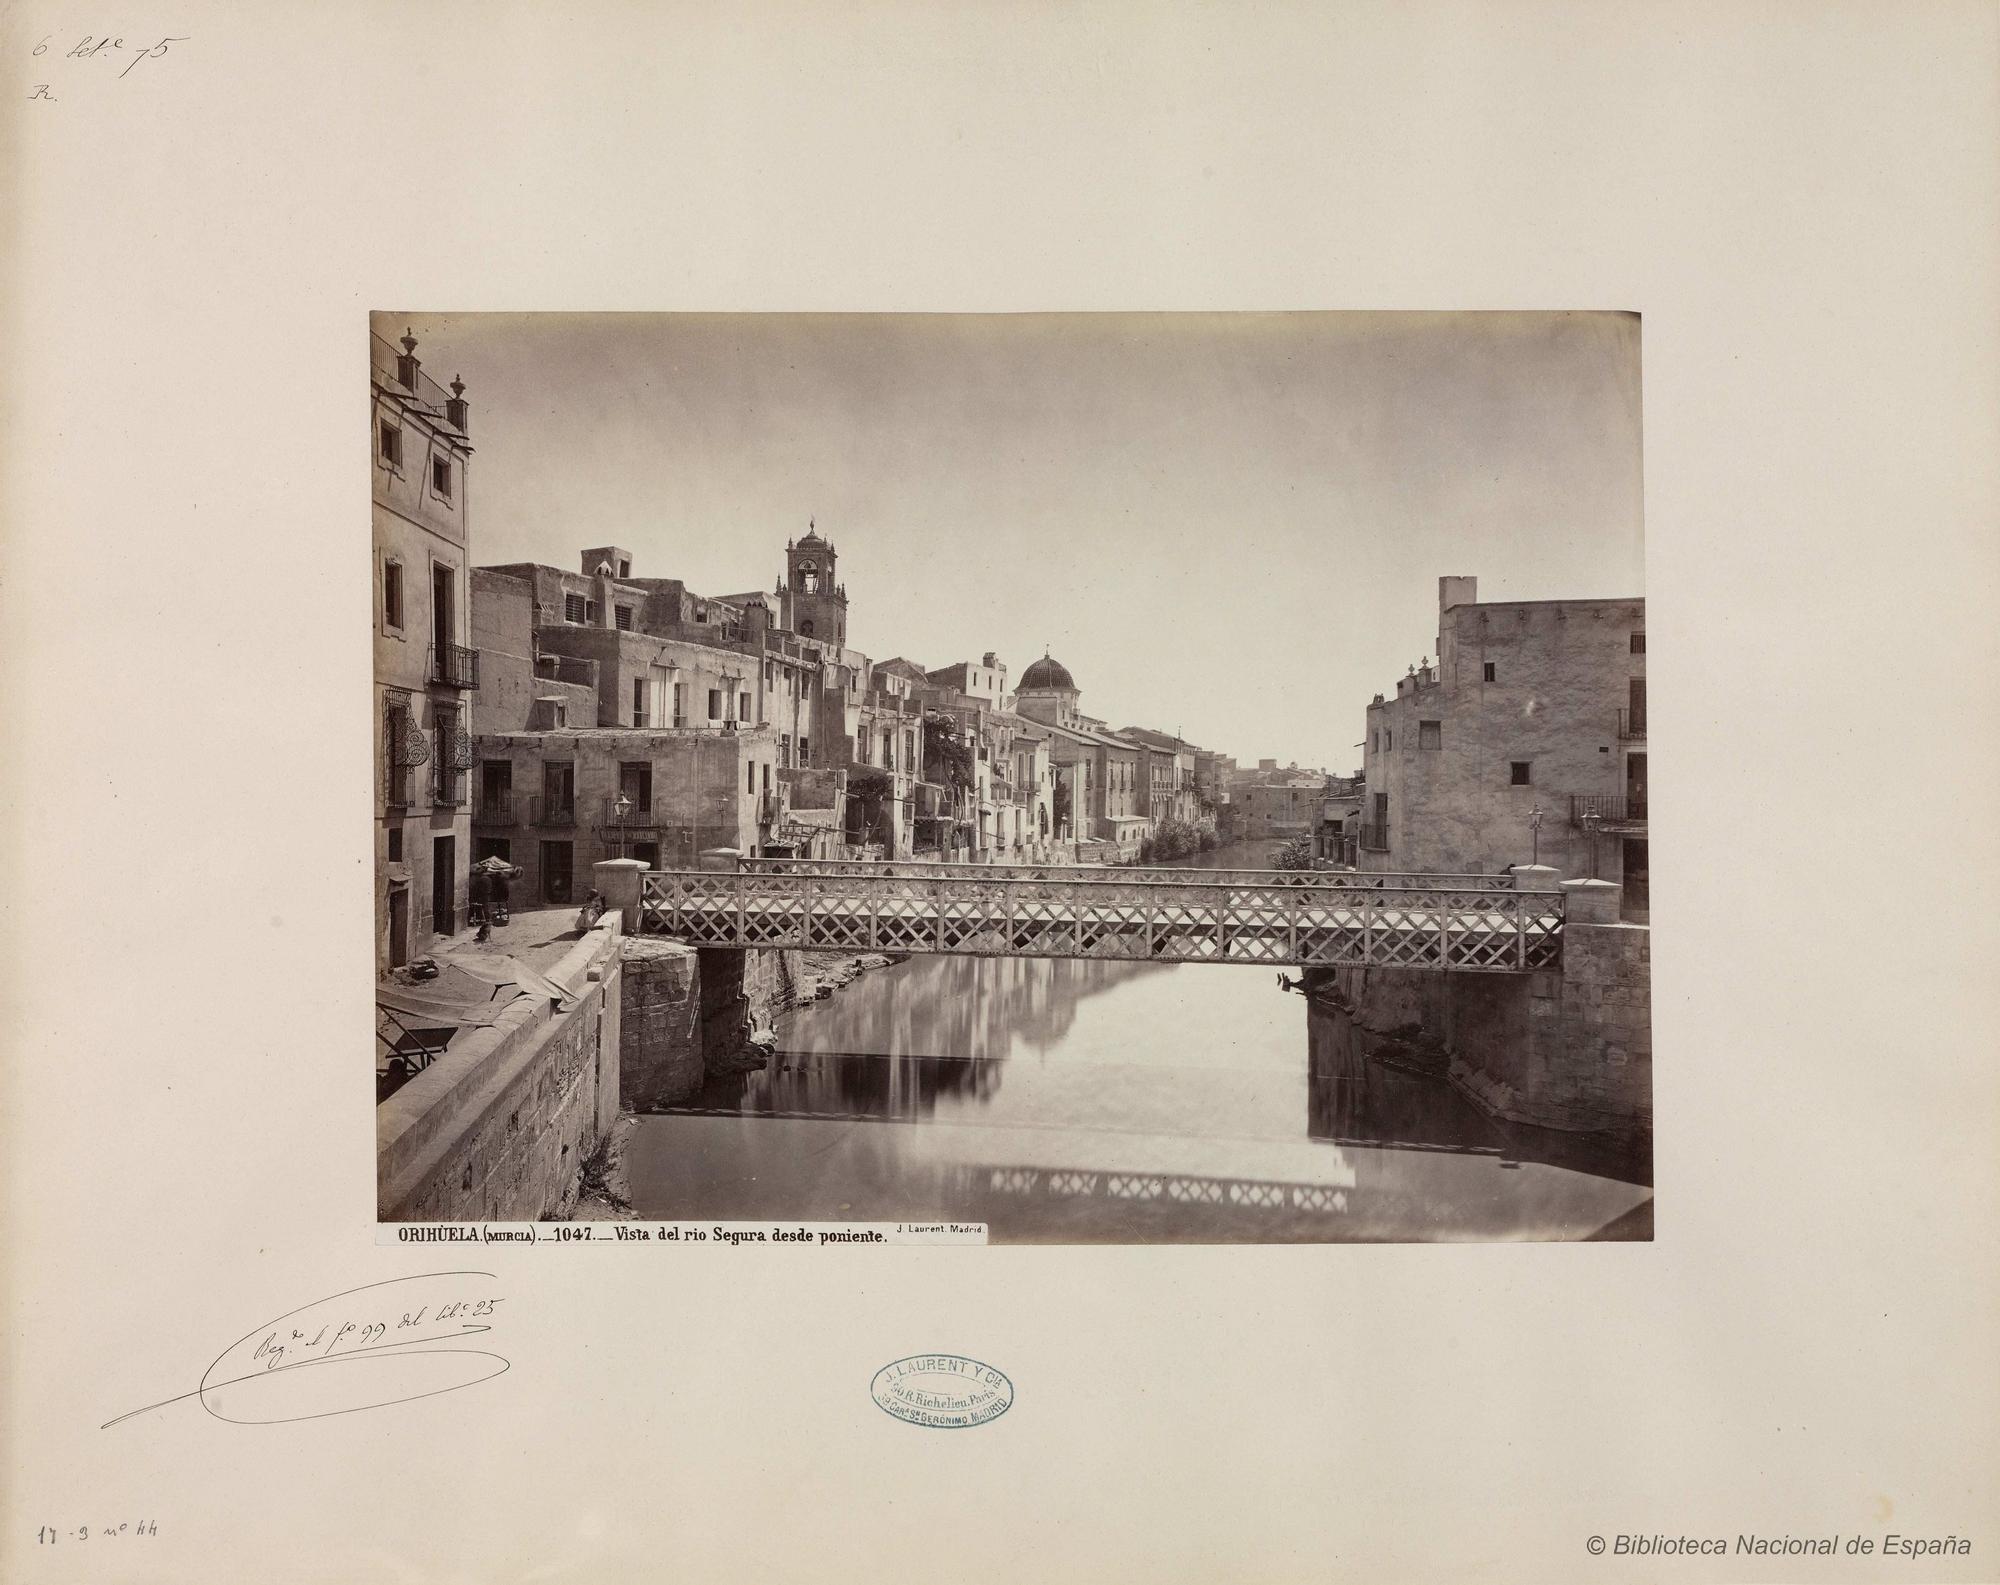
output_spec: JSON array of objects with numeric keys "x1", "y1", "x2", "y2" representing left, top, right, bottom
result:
[
  {"x1": 103, "y1": 1272, "x2": 509, "y2": 1429},
  {"x1": 35, "y1": 1521, "x2": 159, "y2": 1546},
  {"x1": 26, "y1": 32, "x2": 188, "y2": 100}
]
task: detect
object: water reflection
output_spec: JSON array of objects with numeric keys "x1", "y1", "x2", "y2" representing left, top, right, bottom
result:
[{"x1": 686, "y1": 957, "x2": 1149, "y2": 1121}]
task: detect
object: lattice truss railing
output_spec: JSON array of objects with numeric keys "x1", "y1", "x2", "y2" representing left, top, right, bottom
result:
[
  {"x1": 735, "y1": 856, "x2": 1521, "y2": 892},
  {"x1": 639, "y1": 868, "x2": 1563, "y2": 971}
]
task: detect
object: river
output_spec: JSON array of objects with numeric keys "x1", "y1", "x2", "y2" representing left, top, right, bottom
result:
[{"x1": 624, "y1": 841, "x2": 1653, "y2": 1242}]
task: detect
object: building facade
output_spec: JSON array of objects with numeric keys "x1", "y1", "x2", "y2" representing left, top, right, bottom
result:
[
  {"x1": 1360, "y1": 575, "x2": 1647, "y2": 916},
  {"x1": 373, "y1": 327, "x2": 477, "y2": 971},
  {"x1": 1014, "y1": 654, "x2": 1146, "y2": 860}
]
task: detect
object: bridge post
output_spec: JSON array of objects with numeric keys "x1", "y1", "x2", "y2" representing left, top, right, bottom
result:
[
  {"x1": 1511, "y1": 863, "x2": 1562, "y2": 890},
  {"x1": 1559, "y1": 877, "x2": 1621, "y2": 925},
  {"x1": 593, "y1": 857, "x2": 651, "y2": 935}
]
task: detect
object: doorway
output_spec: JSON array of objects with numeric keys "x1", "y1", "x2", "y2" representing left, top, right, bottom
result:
[
  {"x1": 388, "y1": 886, "x2": 410, "y2": 968},
  {"x1": 432, "y1": 563, "x2": 455, "y2": 656},
  {"x1": 630, "y1": 840, "x2": 661, "y2": 870},
  {"x1": 1621, "y1": 839, "x2": 1650, "y2": 921},
  {"x1": 431, "y1": 834, "x2": 456, "y2": 935},
  {"x1": 1625, "y1": 751, "x2": 1647, "y2": 819},
  {"x1": 541, "y1": 839, "x2": 574, "y2": 904}
]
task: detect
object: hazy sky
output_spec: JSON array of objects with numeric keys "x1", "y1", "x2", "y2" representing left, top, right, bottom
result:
[{"x1": 387, "y1": 311, "x2": 1642, "y2": 772}]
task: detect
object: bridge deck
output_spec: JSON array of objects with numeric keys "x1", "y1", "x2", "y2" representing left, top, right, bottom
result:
[{"x1": 639, "y1": 864, "x2": 1563, "y2": 971}]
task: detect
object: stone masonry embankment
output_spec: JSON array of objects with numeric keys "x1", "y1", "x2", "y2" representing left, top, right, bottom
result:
[
  {"x1": 619, "y1": 944, "x2": 898, "y2": 1109},
  {"x1": 1308, "y1": 913, "x2": 1651, "y2": 1144},
  {"x1": 378, "y1": 913, "x2": 625, "y2": 1221}
]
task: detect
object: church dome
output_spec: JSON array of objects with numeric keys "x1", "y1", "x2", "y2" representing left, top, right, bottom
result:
[{"x1": 1019, "y1": 654, "x2": 1076, "y2": 692}]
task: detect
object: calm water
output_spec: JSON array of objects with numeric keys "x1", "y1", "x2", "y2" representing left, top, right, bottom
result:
[{"x1": 625, "y1": 843, "x2": 1652, "y2": 1242}]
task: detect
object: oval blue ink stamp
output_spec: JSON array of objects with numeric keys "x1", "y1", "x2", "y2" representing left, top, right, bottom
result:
[{"x1": 870, "y1": 1355, "x2": 1013, "y2": 1429}]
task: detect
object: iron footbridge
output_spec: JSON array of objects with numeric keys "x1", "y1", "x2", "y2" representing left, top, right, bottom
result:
[{"x1": 639, "y1": 859, "x2": 1563, "y2": 971}]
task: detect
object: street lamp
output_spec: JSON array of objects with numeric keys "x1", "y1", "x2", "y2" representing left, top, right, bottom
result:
[
  {"x1": 1528, "y1": 804, "x2": 1543, "y2": 866},
  {"x1": 1581, "y1": 809, "x2": 1603, "y2": 879},
  {"x1": 614, "y1": 791, "x2": 633, "y2": 858}
]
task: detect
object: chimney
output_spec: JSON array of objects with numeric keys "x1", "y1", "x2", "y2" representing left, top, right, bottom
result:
[
  {"x1": 981, "y1": 652, "x2": 998, "y2": 669},
  {"x1": 1439, "y1": 575, "x2": 1478, "y2": 614}
]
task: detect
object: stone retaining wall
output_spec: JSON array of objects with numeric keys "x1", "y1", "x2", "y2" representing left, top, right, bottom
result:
[
  {"x1": 377, "y1": 916, "x2": 624, "y2": 1220},
  {"x1": 1315, "y1": 916, "x2": 1651, "y2": 1141}
]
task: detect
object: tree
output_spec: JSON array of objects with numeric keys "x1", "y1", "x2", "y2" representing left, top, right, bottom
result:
[
  {"x1": 1272, "y1": 835, "x2": 1316, "y2": 871},
  {"x1": 845, "y1": 767, "x2": 892, "y2": 847},
  {"x1": 922, "y1": 713, "x2": 975, "y2": 795}
]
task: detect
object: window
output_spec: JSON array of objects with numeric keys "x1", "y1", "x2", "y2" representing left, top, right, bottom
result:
[
  {"x1": 799, "y1": 619, "x2": 815, "y2": 638},
  {"x1": 694, "y1": 605, "x2": 707, "y2": 624},
  {"x1": 386, "y1": 826, "x2": 403, "y2": 862},
  {"x1": 707, "y1": 688, "x2": 722, "y2": 721},
  {"x1": 761, "y1": 763, "x2": 771, "y2": 793},
  {"x1": 779, "y1": 732, "x2": 791, "y2": 764},
  {"x1": 564, "y1": 592, "x2": 588, "y2": 624},
  {"x1": 746, "y1": 763, "x2": 756, "y2": 794},
  {"x1": 1419, "y1": 720, "x2": 1442, "y2": 750},
  {"x1": 619, "y1": 761, "x2": 652, "y2": 811},
  {"x1": 739, "y1": 691, "x2": 751, "y2": 721},
  {"x1": 1482, "y1": 661, "x2": 1496, "y2": 682},
  {"x1": 672, "y1": 680, "x2": 685, "y2": 725},
  {"x1": 1630, "y1": 632, "x2": 1646, "y2": 654},
  {"x1": 431, "y1": 455, "x2": 453, "y2": 500},
  {"x1": 617, "y1": 558, "x2": 630, "y2": 578},
  {"x1": 1384, "y1": 729, "x2": 1393, "y2": 751},
  {"x1": 383, "y1": 558, "x2": 404, "y2": 629},
  {"x1": 379, "y1": 421, "x2": 402, "y2": 467},
  {"x1": 543, "y1": 761, "x2": 575, "y2": 811},
  {"x1": 1510, "y1": 761, "x2": 1532, "y2": 786},
  {"x1": 799, "y1": 741, "x2": 810, "y2": 766},
  {"x1": 632, "y1": 676, "x2": 648, "y2": 727},
  {"x1": 614, "y1": 605, "x2": 633, "y2": 631}
]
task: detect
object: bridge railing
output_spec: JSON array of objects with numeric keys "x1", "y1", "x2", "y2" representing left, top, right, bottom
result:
[
  {"x1": 639, "y1": 866, "x2": 1563, "y2": 971},
  {"x1": 730, "y1": 855, "x2": 1522, "y2": 892}
]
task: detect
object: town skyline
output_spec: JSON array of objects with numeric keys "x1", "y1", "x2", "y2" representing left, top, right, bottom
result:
[{"x1": 390, "y1": 310, "x2": 1644, "y2": 772}]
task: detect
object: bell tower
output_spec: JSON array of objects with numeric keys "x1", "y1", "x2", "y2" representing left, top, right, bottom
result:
[{"x1": 782, "y1": 519, "x2": 847, "y2": 646}]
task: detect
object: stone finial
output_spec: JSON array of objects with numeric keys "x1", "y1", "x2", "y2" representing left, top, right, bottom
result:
[
  {"x1": 450, "y1": 375, "x2": 465, "y2": 398},
  {"x1": 400, "y1": 329, "x2": 418, "y2": 356}
]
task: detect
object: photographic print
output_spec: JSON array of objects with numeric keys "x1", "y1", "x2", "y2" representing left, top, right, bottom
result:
[{"x1": 371, "y1": 311, "x2": 1651, "y2": 1241}]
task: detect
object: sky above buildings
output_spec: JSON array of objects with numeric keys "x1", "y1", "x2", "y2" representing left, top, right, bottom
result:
[{"x1": 386, "y1": 311, "x2": 1643, "y2": 773}]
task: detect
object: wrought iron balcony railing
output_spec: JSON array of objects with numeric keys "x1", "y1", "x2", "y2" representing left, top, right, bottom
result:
[
  {"x1": 433, "y1": 768, "x2": 468, "y2": 807},
  {"x1": 473, "y1": 790, "x2": 515, "y2": 824},
  {"x1": 600, "y1": 796, "x2": 659, "y2": 830},
  {"x1": 1358, "y1": 823, "x2": 1390, "y2": 852},
  {"x1": 1618, "y1": 707, "x2": 1646, "y2": 740},
  {"x1": 429, "y1": 642, "x2": 481, "y2": 690},
  {"x1": 530, "y1": 795, "x2": 577, "y2": 827},
  {"x1": 1569, "y1": 794, "x2": 1647, "y2": 826}
]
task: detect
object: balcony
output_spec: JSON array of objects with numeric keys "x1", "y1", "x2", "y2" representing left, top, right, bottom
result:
[
  {"x1": 1358, "y1": 823, "x2": 1390, "y2": 852},
  {"x1": 1569, "y1": 794, "x2": 1647, "y2": 829},
  {"x1": 430, "y1": 643, "x2": 481, "y2": 690},
  {"x1": 473, "y1": 789, "x2": 515, "y2": 825},
  {"x1": 599, "y1": 797, "x2": 660, "y2": 831},
  {"x1": 530, "y1": 795, "x2": 577, "y2": 827},
  {"x1": 1618, "y1": 707, "x2": 1646, "y2": 741}
]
